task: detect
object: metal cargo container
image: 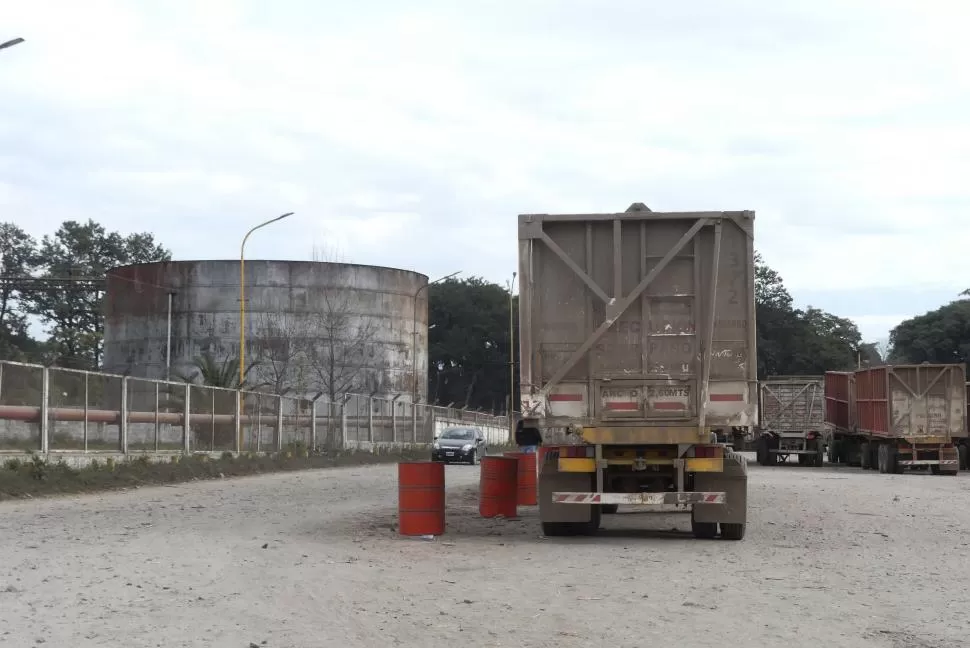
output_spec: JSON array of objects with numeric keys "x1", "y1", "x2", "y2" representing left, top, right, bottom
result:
[
  {"x1": 824, "y1": 371, "x2": 856, "y2": 431},
  {"x1": 518, "y1": 206, "x2": 758, "y2": 435},
  {"x1": 759, "y1": 376, "x2": 824, "y2": 433},
  {"x1": 755, "y1": 376, "x2": 825, "y2": 466},
  {"x1": 855, "y1": 364, "x2": 966, "y2": 440},
  {"x1": 516, "y1": 202, "x2": 755, "y2": 541}
]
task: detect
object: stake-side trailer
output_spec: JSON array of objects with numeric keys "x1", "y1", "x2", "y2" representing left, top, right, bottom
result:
[
  {"x1": 755, "y1": 376, "x2": 826, "y2": 466},
  {"x1": 515, "y1": 203, "x2": 756, "y2": 540},
  {"x1": 824, "y1": 364, "x2": 966, "y2": 474}
]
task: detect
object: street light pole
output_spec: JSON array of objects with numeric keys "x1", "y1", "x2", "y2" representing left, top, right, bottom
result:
[
  {"x1": 0, "y1": 38, "x2": 24, "y2": 52},
  {"x1": 411, "y1": 271, "x2": 461, "y2": 403},
  {"x1": 508, "y1": 272, "x2": 517, "y2": 435},
  {"x1": 239, "y1": 212, "x2": 293, "y2": 390}
]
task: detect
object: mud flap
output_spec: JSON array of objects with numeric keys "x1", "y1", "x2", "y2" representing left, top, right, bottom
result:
[
  {"x1": 538, "y1": 462, "x2": 595, "y2": 524},
  {"x1": 691, "y1": 451, "x2": 747, "y2": 525}
]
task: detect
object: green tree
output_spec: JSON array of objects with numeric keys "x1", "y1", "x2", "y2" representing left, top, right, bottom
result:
[
  {"x1": 754, "y1": 253, "x2": 862, "y2": 376},
  {"x1": 0, "y1": 223, "x2": 43, "y2": 360},
  {"x1": 428, "y1": 277, "x2": 518, "y2": 413},
  {"x1": 889, "y1": 299, "x2": 970, "y2": 364},
  {"x1": 27, "y1": 219, "x2": 171, "y2": 369}
]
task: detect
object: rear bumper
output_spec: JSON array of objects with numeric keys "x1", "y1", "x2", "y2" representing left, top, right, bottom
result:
[
  {"x1": 552, "y1": 491, "x2": 726, "y2": 505},
  {"x1": 431, "y1": 449, "x2": 474, "y2": 462}
]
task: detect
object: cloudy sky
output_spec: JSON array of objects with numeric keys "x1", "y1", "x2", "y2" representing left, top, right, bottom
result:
[{"x1": 2, "y1": 0, "x2": 968, "y2": 346}]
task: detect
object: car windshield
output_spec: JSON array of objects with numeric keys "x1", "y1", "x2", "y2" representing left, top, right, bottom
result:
[{"x1": 441, "y1": 429, "x2": 475, "y2": 440}]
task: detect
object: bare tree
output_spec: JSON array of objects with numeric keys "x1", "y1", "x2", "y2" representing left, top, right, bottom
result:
[
  {"x1": 306, "y1": 288, "x2": 378, "y2": 404},
  {"x1": 252, "y1": 312, "x2": 312, "y2": 397}
]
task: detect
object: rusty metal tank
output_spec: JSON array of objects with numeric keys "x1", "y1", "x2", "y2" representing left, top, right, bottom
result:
[{"x1": 102, "y1": 260, "x2": 429, "y2": 401}]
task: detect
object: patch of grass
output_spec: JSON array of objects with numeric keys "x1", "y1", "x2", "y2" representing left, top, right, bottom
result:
[{"x1": 0, "y1": 445, "x2": 431, "y2": 501}]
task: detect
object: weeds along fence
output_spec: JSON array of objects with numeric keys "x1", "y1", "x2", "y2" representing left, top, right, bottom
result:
[{"x1": 0, "y1": 360, "x2": 511, "y2": 455}]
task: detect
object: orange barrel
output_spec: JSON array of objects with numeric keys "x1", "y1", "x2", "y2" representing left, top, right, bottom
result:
[
  {"x1": 479, "y1": 456, "x2": 518, "y2": 518},
  {"x1": 504, "y1": 451, "x2": 538, "y2": 506},
  {"x1": 398, "y1": 461, "x2": 446, "y2": 536}
]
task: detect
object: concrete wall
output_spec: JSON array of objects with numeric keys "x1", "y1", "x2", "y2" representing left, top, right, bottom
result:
[{"x1": 102, "y1": 261, "x2": 429, "y2": 402}]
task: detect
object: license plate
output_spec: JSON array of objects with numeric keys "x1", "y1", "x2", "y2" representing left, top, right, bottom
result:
[{"x1": 445, "y1": 452, "x2": 455, "y2": 457}]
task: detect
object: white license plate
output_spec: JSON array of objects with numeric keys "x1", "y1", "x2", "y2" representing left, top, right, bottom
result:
[{"x1": 445, "y1": 452, "x2": 455, "y2": 457}]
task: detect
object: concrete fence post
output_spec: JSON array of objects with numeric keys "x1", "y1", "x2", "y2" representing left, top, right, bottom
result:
[
  {"x1": 310, "y1": 400, "x2": 317, "y2": 451},
  {"x1": 276, "y1": 395, "x2": 284, "y2": 451},
  {"x1": 182, "y1": 383, "x2": 191, "y2": 454},
  {"x1": 411, "y1": 404, "x2": 418, "y2": 443},
  {"x1": 367, "y1": 397, "x2": 374, "y2": 442},
  {"x1": 391, "y1": 401, "x2": 397, "y2": 444},
  {"x1": 234, "y1": 391, "x2": 242, "y2": 454},
  {"x1": 120, "y1": 377, "x2": 129, "y2": 455},
  {"x1": 340, "y1": 400, "x2": 348, "y2": 448},
  {"x1": 40, "y1": 367, "x2": 50, "y2": 454}
]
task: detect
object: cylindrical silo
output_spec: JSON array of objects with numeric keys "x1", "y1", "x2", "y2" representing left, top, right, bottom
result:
[{"x1": 102, "y1": 260, "x2": 429, "y2": 402}]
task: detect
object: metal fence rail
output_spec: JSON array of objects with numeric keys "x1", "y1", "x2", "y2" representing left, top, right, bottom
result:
[{"x1": 0, "y1": 360, "x2": 510, "y2": 454}]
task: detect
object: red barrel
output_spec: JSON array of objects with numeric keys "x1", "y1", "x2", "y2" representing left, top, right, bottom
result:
[
  {"x1": 398, "y1": 461, "x2": 446, "y2": 536},
  {"x1": 504, "y1": 451, "x2": 538, "y2": 506},
  {"x1": 479, "y1": 456, "x2": 518, "y2": 518}
]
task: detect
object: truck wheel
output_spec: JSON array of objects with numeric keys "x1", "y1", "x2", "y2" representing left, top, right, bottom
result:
[
  {"x1": 813, "y1": 451, "x2": 824, "y2": 467},
  {"x1": 877, "y1": 444, "x2": 887, "y2": 473},
  {"x1": 691, "y1": 517, "x2": 717, "y2": 539},
  {"x1": 601, "y1": 504, "x2": 619, "y2": 514},
  {"x1": 756, "y1": 437, "x2": 767, "y2": 465},
  {"x1": 720, "y1": 523, "x2": 745, "y2": 541},
  {"x1": 542, "y1": 522, "x2": 578, "y2": 537},
  {"x1": 959, "y1": 445, "x2": 968, "y2": 471},
  {"x1": 860, "y1": 443, "x2": 871, "y2": 470}
]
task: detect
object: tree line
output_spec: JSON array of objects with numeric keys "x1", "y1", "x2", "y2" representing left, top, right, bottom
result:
[
  {"x1": 0, "y1": 220, "x2": 170, "y2": 369},
  {"x1": 887, "y1": 290, "x2": 970, "y2": 365}
]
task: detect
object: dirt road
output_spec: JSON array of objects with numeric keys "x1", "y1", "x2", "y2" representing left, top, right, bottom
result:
[{"x1": 2, "y1": 459, "x2": 969, "y2": 647}]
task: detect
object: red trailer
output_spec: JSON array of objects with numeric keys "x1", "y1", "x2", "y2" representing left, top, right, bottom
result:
[
  {"x1": 823, "y1": 371, "x2": 862, "y2": 466},
  {"x1": 854, "y1": 364, "x2": 965, "y2": 474}
]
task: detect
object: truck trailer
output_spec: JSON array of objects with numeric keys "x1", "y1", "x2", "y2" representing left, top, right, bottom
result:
[
  {"x1": 755, "y1": 376, "x2": 826, "y2": 466},
  {"x1": 825, "y1": 364, "x2": 966, "y2": 474},
  {"x1": 515, "y1": 202, "x2": 756, "y2": 540}
]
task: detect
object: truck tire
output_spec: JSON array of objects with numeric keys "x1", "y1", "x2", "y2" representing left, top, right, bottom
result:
[
  {"x1": 756, "y1": 436, "x2": 768, "y2": 465},
  {"x1": 601, "y1": 504, "x2": 619, "y2": 514},
  {"x1": 877, "y1": 444, "x2": 888, "y2": 473},
  {"x1": 542, "y1": 522, "x2": 578, "y2": 537},
  {"x1": 813, "y1": 451, "x2": 824, "y2": 467},
  {"x1": 720, "y1": 523, "x2": 745, "y2": 541},
  {"x1": 860, "y1": 442, "x2": 871, "y2": 470},
  {"x1": 959, "y1": 445, "x2": 968, "y2": 471}
]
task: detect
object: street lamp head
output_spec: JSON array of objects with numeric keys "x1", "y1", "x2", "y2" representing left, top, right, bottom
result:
[
  {"x1": 273, "y1": 211, "x2": 294, "y2": 223},
  {"x1": 0, "y1": 37, "x2": 25, "y2": 51}
]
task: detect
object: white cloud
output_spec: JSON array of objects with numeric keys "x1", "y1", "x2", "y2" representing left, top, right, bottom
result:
[{"x1": 2, "y1": 0, "x2": 969, "y2": 344}]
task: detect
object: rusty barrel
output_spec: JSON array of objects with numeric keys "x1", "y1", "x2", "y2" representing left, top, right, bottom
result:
[
  {"x1": 504, "y1": 451, "x2": 538, "y2": 506},
  {"x1": 398, "y1": 461, "x2": 445, "y2": 536},
  {"x1": 479, "y1": 456, "x2": 518, "y2": 518}
]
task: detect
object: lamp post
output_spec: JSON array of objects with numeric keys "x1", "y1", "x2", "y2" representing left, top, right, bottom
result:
[
  {"x1": 239, "y1": 212, "x2": 293, "y2": 389},
  {"x1": 411, "y1": 271, "x2": 461, "y2": 403},
  {"x1": 508, "y1": 272, "x2": 517, "y2": 437},
  {"x1": 0, "y1": 38, "x2": 24, "y2": 52}
]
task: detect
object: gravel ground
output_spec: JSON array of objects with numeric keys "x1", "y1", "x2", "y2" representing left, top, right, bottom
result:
[{"x1": 2, "y1": 457, "x2": 970, "y2": 647}]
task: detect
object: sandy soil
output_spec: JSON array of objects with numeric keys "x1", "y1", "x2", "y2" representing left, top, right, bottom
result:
[{"x1": 2, "y1": 458, "x2": 970, "y2": 648}]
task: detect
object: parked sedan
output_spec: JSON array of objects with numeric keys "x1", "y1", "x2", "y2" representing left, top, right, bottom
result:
[{"x1": 431, "y1": 427, "x2": 487, "y2": 465}]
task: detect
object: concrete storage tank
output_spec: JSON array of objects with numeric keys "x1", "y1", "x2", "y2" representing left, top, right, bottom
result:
[{"x1": 102, "y1": 260, "x2": 429, "y2": 402}]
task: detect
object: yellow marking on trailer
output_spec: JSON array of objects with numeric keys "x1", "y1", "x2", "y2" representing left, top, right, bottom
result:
[
  {"x1": 582, "y1": 426, "x2": 711, "y2": 445},
  {"x1": 558, "y1": 458, "x2": 596, "y2": 472},
  {"x1": 686, "y1": 458, "x2": 724, "y2": 472}
]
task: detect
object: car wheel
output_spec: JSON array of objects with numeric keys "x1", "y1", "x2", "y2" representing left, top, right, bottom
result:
[{"x1": 470, "y1": 450, "x2": 479, "y2": 466}]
